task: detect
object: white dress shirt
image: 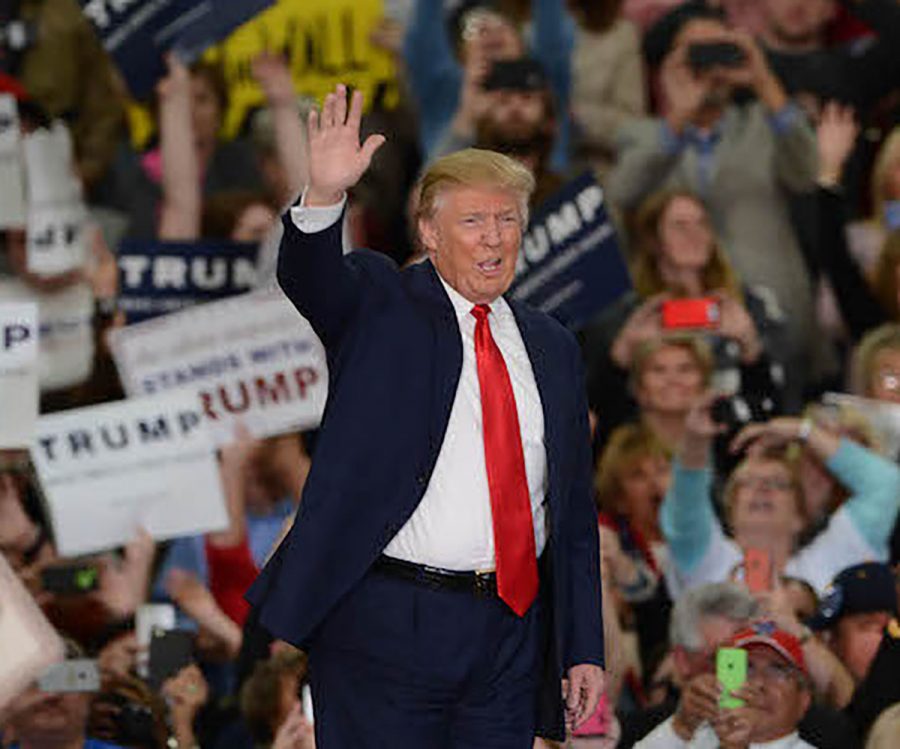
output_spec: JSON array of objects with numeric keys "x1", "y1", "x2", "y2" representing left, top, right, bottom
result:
[
  {"x1": 635, "y1": 718, "x2": 818, "y2": 749},
  {"x1": 291, "y1": 195, "x2": 549, "y2": 571}
]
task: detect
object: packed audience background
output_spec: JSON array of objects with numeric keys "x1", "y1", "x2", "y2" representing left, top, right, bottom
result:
[{"x1": 2, "y1": 0, "x2": 900, "y2": 747}]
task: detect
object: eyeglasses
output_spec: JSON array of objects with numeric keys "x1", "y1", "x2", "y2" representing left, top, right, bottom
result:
[
  {"x1": 732, "y1": 476, "x2": 793, "y2": 492},
  {"x1": 747, "y1": 659, "x2": 800, "y2": 683}
]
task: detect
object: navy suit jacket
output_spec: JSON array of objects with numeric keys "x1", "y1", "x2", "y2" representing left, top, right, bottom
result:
[{"x1": 246, "y1": 209, "x2": 604, "y2": 738}]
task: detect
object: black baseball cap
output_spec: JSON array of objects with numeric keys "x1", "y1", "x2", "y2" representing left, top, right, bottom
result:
[
  {"x1": 808, "y1": 562, "x2": 898, "y2": 631},
  {"x1": 482, "y1": 58, "x2": 548, "y2": 93}
]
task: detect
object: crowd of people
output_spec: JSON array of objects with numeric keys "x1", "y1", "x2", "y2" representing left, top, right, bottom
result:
[{"x1": 2, "y1": 0, "x2": 900, "y2": 747}]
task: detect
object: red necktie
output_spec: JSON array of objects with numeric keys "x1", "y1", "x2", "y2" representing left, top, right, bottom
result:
[{"x1": 471, "y1": 304, "x2": 538, "y2": 617}]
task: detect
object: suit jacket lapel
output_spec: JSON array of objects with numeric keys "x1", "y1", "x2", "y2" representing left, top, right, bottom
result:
[{"x1": 404, "y1": 260, "x2": 463, "y2": 453}]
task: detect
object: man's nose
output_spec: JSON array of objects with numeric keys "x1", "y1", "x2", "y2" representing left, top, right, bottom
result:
[{"x1": 482, "y1": 218, "x2": 502, "y2": 246}]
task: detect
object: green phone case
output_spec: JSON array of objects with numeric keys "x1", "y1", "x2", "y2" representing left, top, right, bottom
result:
[{"x1": 717, "y1": 647, "x2": 748, "y2": 709}]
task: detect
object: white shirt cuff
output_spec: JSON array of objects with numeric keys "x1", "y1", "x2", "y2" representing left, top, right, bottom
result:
[{"x1": 289, "y1": 190, "x2": 347, "y2": 233}]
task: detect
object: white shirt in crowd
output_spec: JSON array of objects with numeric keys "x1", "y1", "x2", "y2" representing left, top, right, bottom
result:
[
  {"x1": 635, "y1": 717, "x2": 818, "y2": 749},
  {"x1": 292, "y1": 197, "x2": 548, "y2": 571}
]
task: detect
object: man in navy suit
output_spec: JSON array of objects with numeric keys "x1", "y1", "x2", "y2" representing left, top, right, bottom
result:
[{"x1": 246, "y1": 83, "x2": 605, "y2": 747}]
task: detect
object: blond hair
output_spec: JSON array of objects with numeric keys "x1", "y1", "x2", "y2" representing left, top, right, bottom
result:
[
  {"x1": 595, "y1": 423, "x2": 671, "y2": 513},
  {"x1": 629, "y1": 335, "x2": 715, "y2": 392},
  {"x1": 852, "y1": 323, "x2": 900, "y2": 396},
  {"x1": 872, "y1": 127, "x2": 900, "y2": 223},
  {"x1": 630, "y1": 189, "x2": 742, "y2": 300},
  {"x1": 415, "y1": 148, "x2": 536, "y2": 227},
  {"x1": 869, "y1": 232, "x2": 900, "y2": 320},
  {"x1": 866, "y1": 703, "x2": 900, "y2": 749}
]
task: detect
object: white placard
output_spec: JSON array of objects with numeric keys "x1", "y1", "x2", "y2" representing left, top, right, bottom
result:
[
  {"x1": 30, "y1": 390, "x2": 228, "y2": 557},
  {"x1": 24, "y1": 122, "x2": 88, "y2": 276},
  {"x1": 0, "y1": 278, "x2": 94, "y2": 391},
  {"x1": 0, "y1": 94, "x2": 26, "y2": 228},
  {"x1": 0, "y1": 302, "x2": 39, "y2": 447},
  {"x1": 0, "y1": 554, "x2": 65, "y2": 711},
  {"x1": 110, "y1": 289, "x2": 328, "y2": 445}
]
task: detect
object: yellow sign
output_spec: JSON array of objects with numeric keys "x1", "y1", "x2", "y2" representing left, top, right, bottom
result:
[{"x1": 206, "y1": 0, "x2": 399, "y2": 139}]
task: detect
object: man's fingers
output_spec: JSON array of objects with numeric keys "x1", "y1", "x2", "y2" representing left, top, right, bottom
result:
[
  {"x1": 574, "y1": 676, "x2": 605, "y2": 729},
  {"x1": 347, "y1": 88, "x2": 364, "y2": 132},
  {"x1": 566, "y1": 673, "x2": 580, "y2": 713},
  {"x1": 322, "y1": 92, "x2": 335, "y2": 128},
  {"x1": 360, "y1": 134, "x2": 386, "y2": 165},
  {"x1": 334, "y1": 84, "x2": 347, "y2": 126}
]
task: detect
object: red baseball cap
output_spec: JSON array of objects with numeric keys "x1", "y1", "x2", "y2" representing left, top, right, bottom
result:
[
  {"x1": 726, "y1": 621, "x2": 807, "y2": 676},
  {"x1": 0, "y1": 73, "x2": 28, "y2": 101}
]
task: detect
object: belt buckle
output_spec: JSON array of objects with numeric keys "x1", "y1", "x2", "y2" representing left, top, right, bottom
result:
[{"x1": 473, "y1": 569, "x2": 494, "y2": 598}]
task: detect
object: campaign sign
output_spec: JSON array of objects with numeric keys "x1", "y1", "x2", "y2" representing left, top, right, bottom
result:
[
  {"x1": 0, "y1": 303, "x2": 39, "y2": 448},
  {"x1": 0, "y1": 94, "x2": 26, "y2": 228},
  {"x1": 117, "y1": 239, "x2": 260, "y2": 322},
  {"x1": 206, "y1": 0, "x2": 399, "y2": 138},
  {"x1": 24, "y1": 123, "x2": 88, "y2": 276},
  {"x1": 109, "y1": 289, "x2": 328, "y2": 445},
  {"x1": 31, "y1": 390, "x2": 227, "y2": 557},
  {"x1": 0, "y1": 278, "x2": 96, "y2": 392},
  {"x1": 0, "y1": 554, "x2": 65, "y2": 711},
  {"x1": 80, "y1": 0, "x2": 273, "y2": 98},
  {"x1": 508, "y1": 172, "x2": 631, "y2": 330}
]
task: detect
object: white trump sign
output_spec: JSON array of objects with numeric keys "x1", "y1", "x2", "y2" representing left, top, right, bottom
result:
[
  {"x1": 0, "y1": 302, "x2": 39, "y2": 448},
  {"x1": 110, "y1": 289, "x2": 328, "y2": 445},
  {"x1": 31, "y1": 390, "x2": 228, "y2": 557}
]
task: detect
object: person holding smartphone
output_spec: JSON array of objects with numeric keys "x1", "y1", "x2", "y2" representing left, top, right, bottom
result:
[
  {"x1": 581, "y1": 188, "x2": 785, "y2": 452},
  {"x1": 607, "y1": 4, "x2": 819, "y2": 408},
  {"x1": 661, "y1": 397, "x2": 900, "y2": 599}
]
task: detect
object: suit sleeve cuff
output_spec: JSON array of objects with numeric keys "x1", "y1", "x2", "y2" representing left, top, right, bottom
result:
[{"x1": 290, "y1": 189, "x2": 347, "y2": 233}]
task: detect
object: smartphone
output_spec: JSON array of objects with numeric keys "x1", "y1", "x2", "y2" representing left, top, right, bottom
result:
[
  {"x1": 744, "y1": 548, "x2": 773, "y2": 593},
  {"x1": 717, "y1": 647, "x2": 748, "y2": 709},
  {"x1": 38, "y1": 659, "x2": 100, "y2": 693},
  {"x1": 136, "y1": 603, "x2": 176, "y2": 679},
  {"x1": 688, "y1": 42, "x2": 747, "y2": 72},
  {"x1": 660, "y1": 298, "x2": 720, "y2": 330},
  {"x1": 40, "y1": 563, "x2": 99, "y2": 595},
  {"x1": 148, "y1": 629, "x2": 194, "y2": 689}
]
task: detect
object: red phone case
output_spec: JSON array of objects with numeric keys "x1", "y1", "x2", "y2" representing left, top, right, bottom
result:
[
  {"x1": 744, "y1": 548, "x2": 772, "y2": 593},
  {"x1": 660, "y1": 298, "x2": 720, "y2": 330}
]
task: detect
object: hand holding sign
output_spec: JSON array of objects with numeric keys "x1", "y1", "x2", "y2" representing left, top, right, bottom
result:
[
  {"x1": 306, "y1": 85, "x2": 385, "y2": 206},
  {"x1": 252, "y1": 53, "x2": 297, "y2": 109}
]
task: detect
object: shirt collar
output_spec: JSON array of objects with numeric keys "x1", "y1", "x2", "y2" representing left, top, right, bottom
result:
[{"x1": 436, "y1": 270, "x2": 510, "y2": 324}]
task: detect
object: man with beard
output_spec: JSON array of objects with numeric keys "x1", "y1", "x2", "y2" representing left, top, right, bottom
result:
[{"x1": 433, "y1": 57, "x2": 565, "y2": 210}]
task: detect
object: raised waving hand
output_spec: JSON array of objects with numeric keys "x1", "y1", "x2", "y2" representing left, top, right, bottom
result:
[{"x1": 306, "y1": 84, "x2": 385, "y2": 207}]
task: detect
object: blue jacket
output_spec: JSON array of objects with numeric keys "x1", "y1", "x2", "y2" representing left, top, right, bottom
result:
[{"x1": 246, "y1": 210, "x2": 604, "y2": 738}]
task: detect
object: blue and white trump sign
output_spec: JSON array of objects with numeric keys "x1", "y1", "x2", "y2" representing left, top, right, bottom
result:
[{"x1": 509, "y1": 172, "x2": 631, "y2": 330}]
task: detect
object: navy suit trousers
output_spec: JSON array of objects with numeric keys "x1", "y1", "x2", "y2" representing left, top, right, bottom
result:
[{"x1": 308, "y1": 566, "x2": 545, "y2": 748}]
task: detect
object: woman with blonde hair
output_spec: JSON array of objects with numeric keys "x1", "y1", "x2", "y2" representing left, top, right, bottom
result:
[
  {"x1": 581, "y1": 188, "x2": 786, "y2": 448},
  {"x1": 593, "y1": 424, "x2": 673, "y2": 710}
]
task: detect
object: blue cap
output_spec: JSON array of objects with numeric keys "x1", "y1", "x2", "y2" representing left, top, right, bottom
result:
[{"x1": 808, "y1": 562, "x2": 898, "y2": 631}]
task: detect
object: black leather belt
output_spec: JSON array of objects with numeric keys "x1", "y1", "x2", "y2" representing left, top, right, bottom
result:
[{"x1": 374, "y1": 555, "x2": 498, "y2": 598}]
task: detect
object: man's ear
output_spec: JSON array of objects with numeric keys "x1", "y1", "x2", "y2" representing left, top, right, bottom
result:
[{"x1": 418, "y1": 216, "x2": 439, "y2": 256}]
